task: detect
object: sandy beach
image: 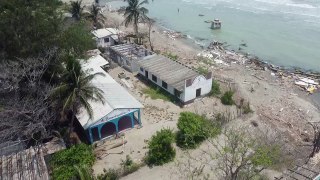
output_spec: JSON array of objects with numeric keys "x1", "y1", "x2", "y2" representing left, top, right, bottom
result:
[
  {"x1": 61, "y1": 0, "x2": 320, "y2": 178},
  {"x1": 85, "y1": 6, "x2": 320, "y2": 179}
]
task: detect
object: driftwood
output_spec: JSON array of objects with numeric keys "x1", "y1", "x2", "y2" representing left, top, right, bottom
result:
[{"x1": 95, "y1": 140, "x2": 128, "y2": 159}]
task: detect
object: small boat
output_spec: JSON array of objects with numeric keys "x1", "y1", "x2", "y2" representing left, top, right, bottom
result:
[{"x1": 199, "y1": 14, "x2": 204, "y2": 16}]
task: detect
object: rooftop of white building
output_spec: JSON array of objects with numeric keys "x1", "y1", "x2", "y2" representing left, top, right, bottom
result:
[
  {"x1": 77, "y1": 55, "x2": 143, "y2": 129},
  {"x1": 137, "y1": 55, "x2": 202, "y2": 91},
  {"x1": 91, "y1": 28, "x2": 119, "y2": 39}
]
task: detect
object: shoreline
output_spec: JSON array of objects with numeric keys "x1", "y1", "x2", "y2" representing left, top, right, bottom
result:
[
  {"x1": 101, "y1": 6, "x2": 320, "y2": 99},
  {"x1": 100, "y1": 0, "x2": 320, "y2": 74},
  {"x1": 91, "y1": 4, "x2": 320, "y2": 178}
]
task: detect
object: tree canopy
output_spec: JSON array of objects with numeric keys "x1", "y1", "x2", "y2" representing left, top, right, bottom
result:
[
  {"x1": 0, "y1": 0, "x2": 100, "y2": 144},
  {"x1": 123, "y1": 0, "x2": 149, "y2": 35},
  {"x1": 0, "y1": 0, "x2": 63, "y2": 58}
]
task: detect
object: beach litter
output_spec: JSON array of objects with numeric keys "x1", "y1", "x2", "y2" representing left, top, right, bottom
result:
[{"x1": 295, "y1": 77, "x2": 319, "y2": 93}]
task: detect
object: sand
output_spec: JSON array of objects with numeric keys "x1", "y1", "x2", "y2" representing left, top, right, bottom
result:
[{"x1": 61, "y1": 1, "x2": 320, "y2": 178}]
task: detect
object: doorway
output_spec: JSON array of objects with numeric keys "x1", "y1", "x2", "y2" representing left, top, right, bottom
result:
[
  {"x1": 145, "y1": 70, "x2": 149, "y2": 78},
  {"x1": 196, "y1": 88, "x2": 201, "y2": 97}
]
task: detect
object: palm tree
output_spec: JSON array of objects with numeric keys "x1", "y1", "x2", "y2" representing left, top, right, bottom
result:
[
  {"x1": 89, "y1": 4, "x2": 105, "y2": 28},
  {"x1": 50, "y1": 57, "x2": 104, "y2": 143},
  {"x1": 90, "y1": 4, "x2": 99, "y2": 24},
  {"x1": 70, "y1": 0, "x2": 84, "y2": 20},
  {"x1": 123, "y1": 0, "x2": 149, "y2": 35}
]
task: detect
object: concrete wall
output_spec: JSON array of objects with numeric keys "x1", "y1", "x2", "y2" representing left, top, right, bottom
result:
[
  {"x1": 181, "y1": 75, "x2": 212, "y2": 102},
  {"x1": 96, "y1": 36, "x2": 116, "y2": 47},
  {"x1": 138, "y1": 67, "x2": 212, "y2": 103}
]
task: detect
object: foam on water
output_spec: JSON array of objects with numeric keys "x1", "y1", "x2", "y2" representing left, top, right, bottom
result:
[{"x1": 104, "y1": 0, "x2": 320, "y2": 71}]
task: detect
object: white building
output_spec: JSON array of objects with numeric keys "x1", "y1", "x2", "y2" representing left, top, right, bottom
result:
[
  {"x1": 137, "y1": 55, "x2": 213, "y2": 104},
  {"x1": 211, "y1": 19, "x2": 222, "y2": 29},
  {"x1": 77, "y1": 55, "x2": 143, "y2": 144},
  {"x1": 92, "y1": 28, "x2": 120, "y2": 47},
  {"x1": 109, "y1": 43, "x2": 154, "y2": 72}
]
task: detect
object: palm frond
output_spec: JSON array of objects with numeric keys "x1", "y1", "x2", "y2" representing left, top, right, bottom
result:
[
  {"x1": 63, "y1": 89, "x2": 76, "y2": 111},
  {"x1": 139, "y1": 0, "x2": 149, "y2": 6},
  {"x1": 79, "y1": 95, "x2": 94, "y2": 119}
]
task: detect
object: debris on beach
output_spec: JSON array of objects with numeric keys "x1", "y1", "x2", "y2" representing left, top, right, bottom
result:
[
  {"x1": 295, "y1": 77, "x2": 319, "y2": 93},
  {"x1": 162, "y1": 30, "x2": 185, "y2": 40}
]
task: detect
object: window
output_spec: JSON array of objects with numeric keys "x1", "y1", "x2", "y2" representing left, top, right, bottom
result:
[
  {"x1": 104, "y1": 37, "x2": 109, "y2": 43},
  {"x1": 174, "y1": 89, "x2": 181, "y2": 97},
  {"x1": 140, "y1": 67, "x2": 144, "y2": 72},
  {"x1": 152, "y1": 75, "x2": 157, "y2": 82},
  {"x1": 162, "y1": 81, "x2": 168, "y2": 89},
  {"x1": 126, "y1": 60, "x2": 131, "y2": 66}
]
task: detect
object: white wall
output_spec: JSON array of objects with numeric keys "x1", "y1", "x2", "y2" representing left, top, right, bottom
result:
[
  {"x1": 138, "y1": 68, "x2": 182, "y2": 101},
  {"x1": 96, "y1": 36, "x2": 116, "y2": 47},
  {"x1": 138, "y1": 67, "x2": 212, "y2": 103},
  {"x1": 182, "y1": 76, "x2": 212, "y2": 102}
]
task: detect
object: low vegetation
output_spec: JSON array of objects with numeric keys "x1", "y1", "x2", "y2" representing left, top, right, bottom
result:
[
  {"x1": 83, "y1": 155, "x2": 143, "y2": 180},
  {"x1": 142, "y1": 83, "x2": 176, "y2": 102},
  {"x1": 221, "y1": 90, "x2": 234, "y2": 105},
  {"x1": 146, "y1": 129, "x2": 176, "y2": 166},
  {"x1": 97, "y1": 169, "x2": 120, "y2": 180},
  {"x1": 198, "y1": 56, "x2": 213, "y2": 65},
  {"x1": 50, "y1": 144, "x2": 95, "y2": 180},
  {"x1": 213, "y1": 129, "x2": 283, "y2": 180},
  {"x1": 242, "y1": 102, "x2": 253, "y2": 114},
  {"x1": 196, "y1": 66, "x2": 209, "y2": 75},
  {"x1": 176, "y1": 112, "x2": 221, "y2": 149},
  {"x1": 163, "y1": 51, "x2": 179, "y2": 60},
  {"x1": 120, "y1": 155, "x2": 143, "y2": 176},
  {"x1": 210, "y1": 80, "x2": 221, "y2": 96}
]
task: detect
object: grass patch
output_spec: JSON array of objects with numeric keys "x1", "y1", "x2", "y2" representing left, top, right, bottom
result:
[
  {"x1": 221, "y1": 91, "x2": 234, "y2": 105},
  {"x1": 142, "y1": 83, "x2": 176, "y2": 102},
  {"x1": 196, "y1": 66, "x2": 209, "y2": 75},
  {"x1": 162, "y1": 52, "x2": 179, "y2": 60},
  {"x1": 210, "y1": 80, "x2": 221, "y2": 97}
]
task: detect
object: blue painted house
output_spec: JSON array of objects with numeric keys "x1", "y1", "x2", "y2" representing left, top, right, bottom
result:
[{"x1": 78, "y1": 55, "x2": 143, "y2": 144}]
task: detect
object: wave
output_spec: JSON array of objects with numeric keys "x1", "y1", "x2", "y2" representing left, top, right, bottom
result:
[{"x1": 182, "y1": 0, "x2": 320, "y2": 18}]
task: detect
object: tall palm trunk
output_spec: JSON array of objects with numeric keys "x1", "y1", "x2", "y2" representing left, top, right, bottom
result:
[
  {"x1": 134, "y1": 16, "x2": 139, "y2": 35},
  {"x1": 70, "y1": 104, "x2": 76, "y2": 138},
  {"x1": 148, "y1": 20, "x2": 153, "y2": 51},
  {"x1": 134, "y1": 23, "x2": 138, "y2": 35}
]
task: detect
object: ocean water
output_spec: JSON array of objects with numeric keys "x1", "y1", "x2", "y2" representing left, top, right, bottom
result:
[{"x1": 104, "y1": 0, "x2": 320, "y2": 71}]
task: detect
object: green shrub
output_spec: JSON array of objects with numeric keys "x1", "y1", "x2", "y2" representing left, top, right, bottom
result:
[
  {"x1": 221, "y1": 91, "x2": 234, "y2": 105},
  {"x1": 97, "y1": 169, "x2": 120, "y2": 180},
  {"x1": 210, "y1": 80, "x2": 221, "y2": 96},
  {"x1": 146, "y1": 129, "x2": 176, "y2": 166},
  {"x1": 50, "y1": 144, "x2": 95, "y2": 180},
  {"x1": 176, "y1": 112, "x2": 220, "y2": 149},
  {"x1": 120, "y1": 155, "x2": 142, "y2": 176}
]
